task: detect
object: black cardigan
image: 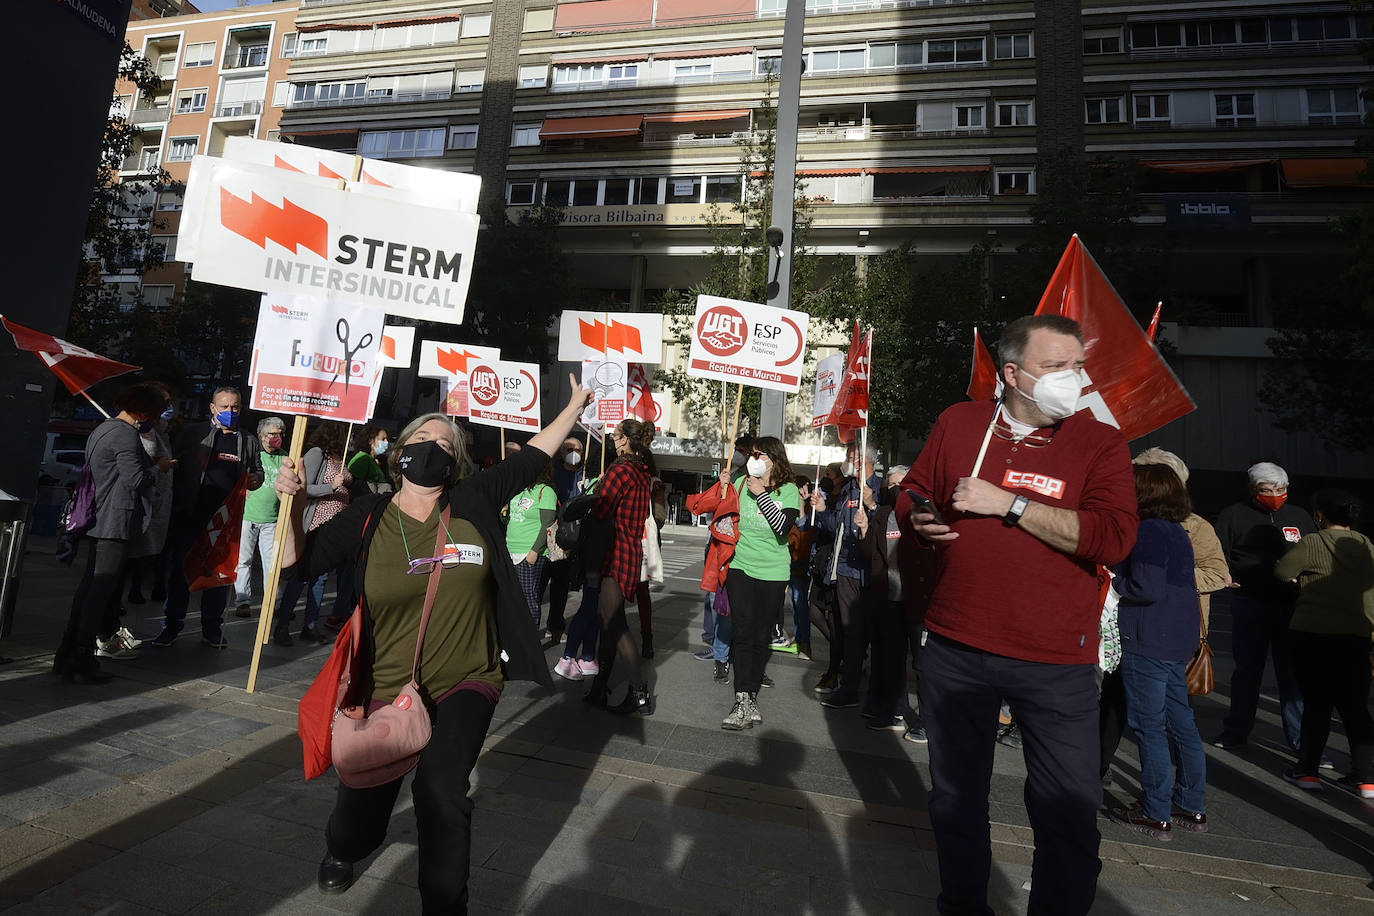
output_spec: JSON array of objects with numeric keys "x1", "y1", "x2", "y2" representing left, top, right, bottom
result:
[{"x1": 288, "y1": 444, "x2": 554, "y2": 692}]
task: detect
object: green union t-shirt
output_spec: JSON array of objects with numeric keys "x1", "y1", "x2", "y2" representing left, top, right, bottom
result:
[
  {"x1": 731, "y1": 477, "x2": 800, "y2": 582},
  {"x1": 505, "y1": 483, "x2": 556, "y2": 560},
  {"x1": 243, "y1": 452, "x2": 284, "y2": 524}
]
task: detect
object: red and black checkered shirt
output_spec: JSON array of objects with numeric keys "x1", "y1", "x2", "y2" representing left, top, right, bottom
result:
[{"x1": 593, "y1": 459, "x2": 651, "y2": 598}]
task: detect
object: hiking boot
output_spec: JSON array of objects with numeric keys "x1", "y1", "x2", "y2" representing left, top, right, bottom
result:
[
  {"x1": 749, "y1": 692, "x2": 762, "y2": 722},
  {"x1": 1108, "y1": 805, "x2": 1172, "y2": 841},
  {"x1": 713, "y1": 660, "x2": 731, "y2": 684},
  {"x1": 722, "y1": 692, "x2": 754, "y2": 730}
]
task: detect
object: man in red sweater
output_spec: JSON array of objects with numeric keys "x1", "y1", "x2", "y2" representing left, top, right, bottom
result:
[{"x1": 899, "y1": 315, "x2": 1137, "y2": 916}]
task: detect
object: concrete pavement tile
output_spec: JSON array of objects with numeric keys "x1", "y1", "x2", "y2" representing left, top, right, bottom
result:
[
  {"x1": 496, "y1": 771, "x2": 606, "y2": 807},
  {"x1": 609, "y1": 869, "x2": 741, "y2": 915},
  {"x1": 125, "y1": 823, "x2": 221, "y2": 864},
  {"x1": 988, "y1": 840, "x2": 1035, "y2": 867},
  {"x1": 31, "y1": 782, "x2": 212, "y2": 850},
  {"x1": 180, "y1": 806, "x2": 320, "y2": 858},
  {"x1": 131, "y1": 749, "x2": 287, "y2": 804},
  {"x1": 702, "y1": 794, "x2": 808, "y2": 829},
  {"x1": 179, "y1": 837, "x2": 316, "y2": 895},
  {"x1": 365, "y1": 841, "x2": 420, "y2": 889},
  {"x1": 561, "y1": 806, "x2": 641, "y2": 840},
  {"x1": 0, "y1": 825, "x2": 65, "y2": 870},
  {"x1": 31, "y1": 850, "x2": 228, "y2": 914},
  {"x1": 611, "y1": 760, "x2": 700, "y2": 790},
  {"x1": 1143, "y1": 866, "x2": 1287, "y2": 906},
  {"x1": 680, "y1": 845, "x2": 806, "y2": 890},
  {"x1": 0, "y1": 785, "x2": 77, "y2": 822},
  {"x1": 222, "y1": 780, "x2": 336, "y2": 827},
  {"x1": 178, "y1": 715, "x2": 278, "y2": 751},
  {"x1": 806, "y1": 809, "x2": 915, "y2": 847},
  {"x1": 179, "y1": 882, "x2": 296, "y2": 915},
  {"x1": 0, "y1": 838, "x2": 115, "y2": 909},
  {"x1": 485, "y1": 837, "x2": 630, "y2": 892},
  {"x1": 483, "y1": 735, "x2": 545, "y2": 759},
  {"x1": 477, "y1": 787, "x2": 578, "y2": 822},
  {"x1": 7, "y1": 761, "x2": 125, "y2": 800},
  {"x1": 516, "y1": 757, "x2": 615, "y2": 791},
  {"x1": 521, "y1": 879, "x2": 673, "y2": 915},
  {"x1": 98, "y1": 730, "x2": 196, "y2": 763},
  {"x1": 1097, "y1": 857, "x2": 1163, "y2": 891},
  {"x1": 467, "y1": 866, "x2": 536, "y2": 912},
  {"x1": 1274, "y1": 885, "x2": 1374, "y2": 914},
  {"x1": 472, "y1": 807, "x2": 586, "y2": 848},
  {"x1": 1242, "y1": 863, "x2": 1374, "y2": 897}
]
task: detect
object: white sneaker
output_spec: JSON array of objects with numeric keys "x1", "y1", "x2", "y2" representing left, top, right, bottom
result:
[
  {"x1": 95, "y1": 635, "x2": 139, "y2": 660},
  {"x1": 115, "y1": 626, "x2": 143, "y2": 649}
]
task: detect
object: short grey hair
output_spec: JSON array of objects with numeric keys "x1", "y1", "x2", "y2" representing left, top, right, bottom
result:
[
  {"x1": 886, "y1": 465, "x2": 909, "y2": 485},
  {"x1": 387, "y1": 412, "x2": 472, "y2": 486},
  {"x1": 997, "y1": 315, "x2": 1084, "y2": 367},
  {"x1": 1247, "y1": 461, "x2": 1289, "y2": 489},
  {"x1": 257, "y1": 416, "x2": 286, "y2": 440}
]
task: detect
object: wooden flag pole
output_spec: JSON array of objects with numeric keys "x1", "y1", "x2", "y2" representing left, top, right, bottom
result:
[
  {"x1": 342, "y1": 422, "x2": 354, "y2": 458},
  {"x1": 811, "y1": 425, "x2": 823, "y2": 524},
  {"x1": 725, "y1": 383, "x2": 744, "y2": 482}
]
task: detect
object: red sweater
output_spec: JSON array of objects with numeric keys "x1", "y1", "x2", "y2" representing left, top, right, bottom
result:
[{"x1": 899, "y1": 401, "x2": 1138, "y2": 664}]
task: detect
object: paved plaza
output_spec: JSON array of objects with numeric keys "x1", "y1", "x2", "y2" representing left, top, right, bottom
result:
[{"x1": 3, "y1": 524, "x2": 1373, "y2": 914}]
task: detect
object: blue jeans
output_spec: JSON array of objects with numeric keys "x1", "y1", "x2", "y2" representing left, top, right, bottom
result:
[
  {"x1": 564, "y1": 584, "x2": 601, "y2": 662},
  {"x1": 1120, "y1": 652, "x2": 1207, "y2": 822},
  {"x1": 1223, "y1": 594, "x2": 1304, "y2": 749},
  {"x1": 234, "y1": 520, "x2": 276, "y2": 606},
  {"x1": 276, "y1": 572, "x2": 326, "y2": 628},
  {"x1": 712, "y1": 613, "x2": 733, "y2": 664},
  {"x1": 788, "y1": 570, "x2": 810, "y2": 645}
]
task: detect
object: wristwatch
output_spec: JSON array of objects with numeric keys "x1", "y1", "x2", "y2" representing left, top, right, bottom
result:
[{"x1": 1004, "y1": 494, "x2": 1029, "y2": 527}]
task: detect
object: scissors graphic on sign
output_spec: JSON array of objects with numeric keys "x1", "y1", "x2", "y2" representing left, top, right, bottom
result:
[{"x1": 332, "y1": 318, "x2": 373, "y2": 393}]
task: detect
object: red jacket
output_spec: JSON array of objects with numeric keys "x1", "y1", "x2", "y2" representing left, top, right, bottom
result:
[{"x1": 686, "y1": 481, "x2": 741, "y2": 593}]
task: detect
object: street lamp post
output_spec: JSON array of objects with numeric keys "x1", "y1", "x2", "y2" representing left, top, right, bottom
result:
[{"x1": 759, "y1": 0, "x2": 806, "y2": 440}]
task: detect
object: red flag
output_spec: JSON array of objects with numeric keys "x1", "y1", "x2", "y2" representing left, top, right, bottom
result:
[
  {"x1": 1034, "y1": 237, "x2": 1194, "y2": 441},
  {"x1": 184, "y1": 475, "x2": 248, "y2": 592},
  {"x1": 1146, "y1": 302, "x2": 1162, "y2": 343},
  {"x1": 828, "y1": 322, "x2": 871, "y2": 442},
  {"x1": 966, "y1": 327, "x2": 1001, "y2": 401},
  {"x1": 2, "y1": 315, "x2": 141, "y2": 394},
  {"x1": 626, "y1": 362, "x2": 659, "y2": 425}
]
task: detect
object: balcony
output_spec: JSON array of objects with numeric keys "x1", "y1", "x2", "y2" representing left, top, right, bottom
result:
[
  {"x1": 1128, "y1": 38, "x2": 1360, "y2": 61},
  {"x1": 214, "y1": 100, "x2": 265, "y2": 118},
  {"x1": 225, "y1": 45, "x2": 269, "y2": 70},
  {"x1": 130, "y1": 106, "x2": 171, "y2": 127},
  {"x1": 120, "y1": 150, "x2": 162, "y2": 173},
  {"x1": 286, "y1": 89, "x2": 451, "y2": 110}
]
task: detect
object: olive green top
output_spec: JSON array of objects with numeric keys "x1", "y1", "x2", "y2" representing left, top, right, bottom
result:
[
  {"x1": 1276, "y1": 528, "x2": 1374, "y2": 638},
  {"x1": 365, "y1": 503, "x2": 503, "y2": 703}
]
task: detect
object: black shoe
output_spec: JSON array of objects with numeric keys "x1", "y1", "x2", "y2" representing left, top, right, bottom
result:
[
  {"x1": 317, "y1": 853, "x2": 355, "y2": 895},
  {"x1": 996, "y1": 722, "x2": 1022, "y2": 749},
  {"x1": 713, "y1": 660, "x2": 731, "y2": 684},
  {"x1": 273, "y1": 626, "x2": 294, "y2": 647},
  {"x1": 760, "y1": 673, "x2": 775, "y2": 688},
  {"x1": 299, "y1": 625, "x2": 327, "y2": 645},
  {"x1": 821, "y1": 688, "x2": 859, "y2": 709},
  {"x1": 607, "y1": 682, "x2": 655, "y2": 716},
  {"x1": 812, "y1": 671, "x2": 839, "y2": 694},
  {"x1": 583, "y1": 677, "x2": 609, "y2": 709},
  {"x1": 60, "y1": 654, "x2": 113, "y2": 685},
  {"x1": 1108, "y1": 804, "x2": 1172, "y2": 842},
  {"x1": 640, "y1": 632, "x2": 654, "y2": 660}
]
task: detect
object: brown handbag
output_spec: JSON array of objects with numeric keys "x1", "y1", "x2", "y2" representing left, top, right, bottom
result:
[
  {"x1": 1185, "y1": 603, "x2": 1214, "y2": 696},
  {"x1": 330, "y1": 506, "x2": 448, "y2": 788}
]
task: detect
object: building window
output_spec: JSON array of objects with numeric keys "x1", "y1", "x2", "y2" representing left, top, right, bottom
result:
[
  {"x1": 704, "y1": 175, "x2": 740, "y2": 204},
  {"x1": 756, "y1": 54, "x2": 781, "y2": 76},
  {"x1": 666, "y1": 176, "x2": 701, "y2": 204},
  {"x1": 142, "y1": 285, "x2": 175, "y2": 312},
  {"x1": 1133, "y1": 94, "x2": 1171, "y2": 124},
  {"x1": 809, "y1": 48, "x2": 867, "y2": 73},
  {"x1": 571, "y1": 180, "x2": 598, "y2": 206},
  {"x1": 1128, "y1": 23, "x2": 1184, "y2": 49},
  {"x1": 926, "y1": 38, "x2": 985, "y2": 65},
  {"x1": 673, "y1": 62, "x2": 713, "y2": 83},
  {"x1": 449, "y1": 126, "x2": 478, "y2": 149},
  {"x1": 518, "y1": 64, "x2": 548, "y2": 88},
  {"x1": 993, "y1": 33, "x2": 1032, "y2": 60},
  {"x1": 175, "y1": 89, "x2": 207, "y2": 114},
  {"x1": 151, "y1": 235, "x2": 177, "y2": 261},
  {"x1": 954, "y1": 103, "x2": 985, "y2": 129},
  {"x1": 758, "y1": 0, "x2": 785, "y2": 16},
  {"x1": 1082, "y1": 29, "x2": 1122, "y2": 54},
  {"x1": 282, "y1": 32, "x2": 328, "y2": 57},
  {"x1": 507, "y1": 181, "x2": 536, "y2": 205},
  {"x1": 1085, "y1": 97, "x2": 1125, "y2": 124},
  {"x1": 183, "y1": 41, "x2": 215, "y2": 68},
  {"x1": 157, "y1": 189, "x2": 182, "y2": 210},
  {"x1": 995, "y1": 100, "x2": 1032, "y2": 126},
  {"x1": 1214, "y1": 93, "x2": 1256, "y2": 128},
  {"x1": 291, "y1": 80, "x2": 366, "y2": 107},
  {"x1": 511, "y1": 123, "x2": 541, "y2": 147},
  {"x1": 112, "y1": 94, "x2": 132, "y2": 119},
  {"x1": 456, "y1": 69, "x2": 485, "y2": 93},
  {"x1": 637, "y1": 177, "x2": 663, "y2": 204},
  {"x1": 542, "y1": 179, "x2": 572, "y2": 205},
  {"x1": 358, "y1": 128, "x2": 446, "y2": 159},
  {"x1": 166, "y1": 136, "x2": 198, "y2": 161},
  {"x1": 995, "y1": 171, "x2": 1033, "y2": 195},
  {"x1": 609, "y1": 64, "x2": 638, "y2": 87},
  {"x1": 1306, "y1": 88, "x2": 1363, "y2": 125},
  {"x1": 462, "y1": 13, "x2": 492, "y2": 38},
  {"x1": 603, "y1": 178, "x2": 633, "y2": 205}
]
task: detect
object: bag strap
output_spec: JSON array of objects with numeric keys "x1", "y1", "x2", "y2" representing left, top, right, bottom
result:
[
  {"x1": 410, "y1": 505, "x2": 450, "y2": 683},
  {"x1": 1198, "y1": 597, "x2": 1209, "y2": 641}
]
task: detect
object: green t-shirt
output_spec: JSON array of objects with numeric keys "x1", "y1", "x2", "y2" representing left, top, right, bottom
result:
[
  {"x1": 243, "y1": 452, "x2": 284, "y2": 524},
  {"x1": 348, "y1": 451, "x2": 388, "y2": 485},
  {"x1": 505, "y1": 483, "x2": 557, "y2": 560},
  {"x1": 731, "y1": 478, "x2": 801, "y2": 582},
  {"x1": 365, "y1": 504, "x2": 502, "y2": 703}
]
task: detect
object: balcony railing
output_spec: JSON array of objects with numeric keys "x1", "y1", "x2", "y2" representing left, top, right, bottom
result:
[
  {"x1": 130, "y1": 106, "x2": 170, "y2": 126},
  {"x1": 286, "y1": 89, "x2": 452, "y2": 110},
  {"x1": 215, "y1": 100, "x2": 265, "y2": 117},
  {"x1": 154, "y1": 60, "x2": 177, "y2": 80},
  {"x1": 225, "y1": 46, "x2": 269, "y2": 69},
  {"x1": 121, "y1": 151, "x2": 162, "y2": 172},
  {"x1": 636, "y1": 123, "x2": 988, "y2": 148},
  {"x1": 548, "y1": 59, "x2": 989, "y2": 94},
  {"x1": 1128, "y1": 37, "x2": 1359, "y2": 61}
]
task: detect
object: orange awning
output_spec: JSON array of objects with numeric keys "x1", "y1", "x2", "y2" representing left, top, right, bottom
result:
[
  {"x1": 375, "y1": 15, "x2": 463, "y2": 28},
  {"x1": 752, "y1": 168, "x2": 861, "y2": 177},
  {"x1": 1143, "y1": 159, "x2": 1274, "y2": 173},
  {"x1": 654, "y1": 46, "x2": 754, "y2": 60},
  {"x1": 867, "y1": 165, "x2": 989, "y2": 174},
  {"x1": 551, "y1": 53, "x2": 650, "y2": 65},
  {"x1": 643, "y1": 109, "x2": 750, "y2": 123},
  {"x1": 539, "y1": 115, "x2": 644, "y2": 140},
  {"x1": 298, "y1": 21, "x2": 373, "y2": 32},
  {"x1": 1281, "y1": 158, "x2": 1373, "y2": 188}
]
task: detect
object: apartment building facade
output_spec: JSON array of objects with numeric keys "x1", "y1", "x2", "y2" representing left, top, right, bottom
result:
[{"x1": 114, "y1": 0, "x2": 1372, "y2": 475}]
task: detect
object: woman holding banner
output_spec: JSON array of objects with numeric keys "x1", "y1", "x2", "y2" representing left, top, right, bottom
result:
[
  {"x1": 721, "y1": 437, "x2": 801, "y2": 730},
  {"x1": 274, "y1": 376, "x2": 592, "y2": 911}
]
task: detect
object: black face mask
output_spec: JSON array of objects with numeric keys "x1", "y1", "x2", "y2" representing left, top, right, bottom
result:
[
  {"x1": 397, "y1": 440, "x2": 454, "y2": 487},
  {"x1": 884, "y1": 485, "x2": 901, "y2": 507}
]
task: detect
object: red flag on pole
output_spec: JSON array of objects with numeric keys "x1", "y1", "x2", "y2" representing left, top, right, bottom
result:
[
  {"x1": 828, "y1": 322, "x2": 871, "y2": 443},
  {"x1": 626, "y1": 362, "x2": 659, "y2": 425},
  {"x1": 1034, "y1": 237, "x2": 1194, "y2": 441},
  {"x1": 184, "y1": 474, "x2": 249, "y2": 592},
  {"x1": 1146, "y1": 302, "x2": 1162, "y2": 343},
  {"x1": 1, "y1": 315, "x2": 140, "y2": 394},
  {"x1": 966, "y1": 327, "x2": 1001, "y2": 401}
]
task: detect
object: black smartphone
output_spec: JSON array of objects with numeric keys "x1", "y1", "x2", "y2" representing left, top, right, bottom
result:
[{"x1": 904, "y1": 488, "x2": 947, "y2": 526}]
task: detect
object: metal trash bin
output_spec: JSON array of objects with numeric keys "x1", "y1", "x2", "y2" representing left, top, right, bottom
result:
[{"x1": 0, "y1": 499, "x2": 30, "y2": 639}]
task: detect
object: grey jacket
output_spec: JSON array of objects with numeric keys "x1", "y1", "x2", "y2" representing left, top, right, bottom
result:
[{"x1": 85, "y1": 418, "x2": 155, "y2": 541}]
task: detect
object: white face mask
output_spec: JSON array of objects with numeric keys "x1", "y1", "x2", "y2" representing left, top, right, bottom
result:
[
  {"x1": 1013, "y1": 367, "x2": 1083, "y2": 421},
  {"x1": 746, "y1": 457, "x2": 768, "y2": 479},
  {"x1": 565, "y1": 451, "x2": 581, "y2": 467},
  {"x1": 840, "y1": 460, "x2": 855, "y2": 477}
]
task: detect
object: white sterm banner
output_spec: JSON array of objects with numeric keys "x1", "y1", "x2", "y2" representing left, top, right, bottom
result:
[
  {"x1": 183, "y1": 160, "x2": 478, "y2": 324},
  {"x1": 466, "y1": 359, "x2": 542, "y2": 431},
  {"x1": 581, "y1": 356, "x2": 628, "y2": 428},
  {"x1": 248, "y1": 293, "x2": 384, "y2": 423},
  {"x1": 417, "y1": 340, "x2": 501, "y2": 418},
  {"x1": 812, "y1": 352, "x2": 845, "y2": 428},
  {"x1": 686, "y1": 295, "x2": 810, "y2": 393},
  {"x1": 557, "y1": 311, "x2": 664, "y2": 364}
]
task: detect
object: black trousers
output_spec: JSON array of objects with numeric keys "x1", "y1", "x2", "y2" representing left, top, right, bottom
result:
[
  {"x1": 921, "y1": 634, "x2": 1101, "y2": 916},
  {"x1": 725, "y1": 570, "x2": 785, "y2": 694},
  {"x1": 1290, "y1": 630, "x2": 1374, "y2": 779},
  {"x1": 865, "y1": 599, "x2": 910, "y2": 718},
  {"x1": 326, "y1": 689, "x2": 496, "y2": 914},
  {"x1": 835, "y1": 575, "x2": 867, "y2": 689},
  {"x1": 1099, "y1": 667, "x2": 1127, "y2": 778},
  {"x1": 61, "y1": 537, "x2": 130, "y2": 660},
  {"x1": 541, "y1": 557, "x2": 574, "y2": 633}
]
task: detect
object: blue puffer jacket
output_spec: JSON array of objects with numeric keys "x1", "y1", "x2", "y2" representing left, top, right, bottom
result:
[{"x1": 1113, "y1": 517, "x2": 1199, "y2": 663}]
